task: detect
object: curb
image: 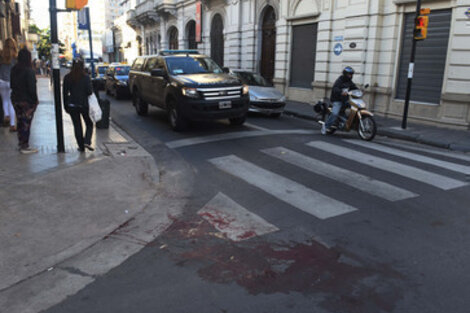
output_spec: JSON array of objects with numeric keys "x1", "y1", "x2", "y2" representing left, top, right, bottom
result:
[
  {"x1": 284, "y1": 108, "x2": 470, "y2": 153},
  {"x1": 0, "y1": 120, "x2": 191, "y2": 313}
]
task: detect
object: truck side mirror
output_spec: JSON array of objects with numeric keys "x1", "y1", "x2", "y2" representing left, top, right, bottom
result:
[{"x1": 364, "y1": 83, "x2": 370, "y2": 89}]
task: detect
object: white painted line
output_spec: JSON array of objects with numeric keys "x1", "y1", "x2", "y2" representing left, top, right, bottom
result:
[
  {"x1": 383, "y1": 141, "x2": 470, "y2": 163},
  {"x1": 209, "y1": 155, "x2": 357, "y2": 219},
  {"x1": 166, "y1": 129, "x2": 313, "y2": 148},
  {"x1": 307, "y1": 141, "x2": 467, "y2": 190},
  {"x1": 345, "y1": 139, "x2": 470, "y2": 175},
  {"x1": 198, "y1": 192, "x2": 279, "y2": 241},
  {"x1": 245, "y1": 122, "x2": 269, "y2": 131},
  {"x1": 262, "y1": 147, "x2": 418, "y2": 201}
]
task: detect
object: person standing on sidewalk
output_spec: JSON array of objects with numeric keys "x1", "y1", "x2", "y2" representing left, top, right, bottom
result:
[
  {"x1": 0, "y1": 38, "x2": 18, "y2": 132},
  {"x1": 62, "y1": 58, "x2": 94, "y2": 152},
  {"x1": 10, "y1": 48, "x2": 39, "y2": 154}
]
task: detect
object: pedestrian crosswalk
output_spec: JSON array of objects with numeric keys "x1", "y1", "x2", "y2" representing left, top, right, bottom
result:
[
  {"x1": 344, "y1": 139, "x2": 470, "y2": 175},
  {"x1": 205, "y1": 139, "x2": 468, "y2": 231},
  {"x1": 209, "y1": 155, "x2": 358, "y2": 219},
  {"x1": 307, "y1": 141, "x2": 466, "y2": 190},
  {"x1": 261, "y1": 146, "x2": 418, "y2": 202}
]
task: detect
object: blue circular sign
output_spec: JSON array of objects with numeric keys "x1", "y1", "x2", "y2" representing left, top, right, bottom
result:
[
  {"x1": 465, "y1": 8, "x2": 470, "y2": 18},
  {"x1": 334, "y1": 43, "x2": 343, "y2": 56}
]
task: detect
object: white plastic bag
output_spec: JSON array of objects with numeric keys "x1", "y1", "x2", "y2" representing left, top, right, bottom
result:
[{"x1": 88, "y1": 93, "x2": 102, "y2": 123}]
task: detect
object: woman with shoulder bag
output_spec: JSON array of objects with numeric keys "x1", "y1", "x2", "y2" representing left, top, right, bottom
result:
[{"x1": 63, "y1": 59, "x2": 94, "y2": 152}]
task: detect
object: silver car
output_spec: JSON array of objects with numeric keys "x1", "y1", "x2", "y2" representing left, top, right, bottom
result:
[{"x1": 232, "y1": 71, "x2": 286, "y2": 117}]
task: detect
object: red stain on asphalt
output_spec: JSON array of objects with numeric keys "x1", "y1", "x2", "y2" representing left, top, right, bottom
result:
[
  {"x1": 237, "y1": 230, "x2": 256, "y2": 240},
  {"x1": 198, "y1": 210, "x2": 234, "y2": 230},
  {"x1": 160, "y1": 216, "x2": 403, "y2": 312}
]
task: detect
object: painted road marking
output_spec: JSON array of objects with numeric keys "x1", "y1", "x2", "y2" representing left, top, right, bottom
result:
[
  {"x1": 307, "y1": 141, "x2": 467, "y2": 190},
  {"x1": 166, "y1": 129, "x2": 313, "y2": 149},
  {"x1": 198, "y1": 192, "x2": 279, "y2": 241},
  {"x1": 262, "y1": 147, "x2": 418, "y2": 201},
  {"x1": 383, "y1": 141, "x2": 470, "y2": 163},
  {"x1": 245, "y1": 122, "x2": 269, "y2": 131},
  {"x1": 209, "y1": 155, "x2": 357, "y2": 219},
  {"x1": 345, "y1": 139, "x2": 470, "y2": 175}
]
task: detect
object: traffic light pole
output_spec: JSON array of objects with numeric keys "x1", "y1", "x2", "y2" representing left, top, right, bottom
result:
[
  {"x1": 401, "y1": 0, "x2": 421, "y2": 129},
  {"x1": 49, "y1": 0, "x2": 65, "y2": 153},
  {"x1": 85, "y1": 7, "x2": 96, "y2": 79}
]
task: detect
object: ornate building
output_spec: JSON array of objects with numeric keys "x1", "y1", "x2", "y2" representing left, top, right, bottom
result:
[{"x1": 124, "y1": 0, "x2": 470, "y2": 128}]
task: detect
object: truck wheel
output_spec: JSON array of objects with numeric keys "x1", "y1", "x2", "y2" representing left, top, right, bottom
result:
[
  {"x1": 229, "y1": 116, "x2": 246, "y2": 126},
  {"x1": 168, "y1": 100, "x2": 187, "y2": 131},
  {"x1": 133, "y1": 91, "x2": 148, "y2": 116}
]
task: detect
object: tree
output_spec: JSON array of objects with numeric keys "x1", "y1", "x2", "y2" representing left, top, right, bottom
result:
[
  {"x1": 36, "y1": 28, "x2": 65, "y2": 60},
  {"x1": 28, "y1": 24, "x2": 41, "y2": 34}
]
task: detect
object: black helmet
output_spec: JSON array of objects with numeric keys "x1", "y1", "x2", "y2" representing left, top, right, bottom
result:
[{"x1": 343, "y1": 66, "x2": 355, "y2": 76}]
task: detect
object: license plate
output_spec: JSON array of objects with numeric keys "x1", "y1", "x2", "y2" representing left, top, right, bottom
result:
[{"x1": 219, "y1": 101, "x2": 232, "y2": 109}]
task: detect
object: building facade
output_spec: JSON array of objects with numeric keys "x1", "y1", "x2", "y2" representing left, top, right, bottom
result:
[
  {"x1": 1, "y1": 0, "x2": 34, "y2": 50},
  {"x1": 124, "y1": 0, "x2": 470, "y2": 129}
]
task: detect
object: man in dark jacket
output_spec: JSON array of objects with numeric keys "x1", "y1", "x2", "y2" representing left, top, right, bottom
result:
[{"x1": 321, "y1": 66, "x2": 357, "y2": 135}]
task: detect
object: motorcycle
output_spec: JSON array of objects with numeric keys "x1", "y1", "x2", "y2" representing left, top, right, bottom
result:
[{"x1": 313, "y1": 84, "x2": 377, "y2": 141}]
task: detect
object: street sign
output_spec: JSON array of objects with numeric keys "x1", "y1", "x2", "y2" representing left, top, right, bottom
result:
[
  {"x1": 77, "y1": 8, "x2": 88, "y2": 30},
  {"x1": 334, "y1": 43, "x2": 343, "y2": 56},
  {"x1": 51, "y1": 43, "x2": 60, "y2": 69}
]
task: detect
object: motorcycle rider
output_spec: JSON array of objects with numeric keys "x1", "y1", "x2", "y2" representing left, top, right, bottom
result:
[{"x1": 321, "y1": 66, "x2": 358, "y2": 135}]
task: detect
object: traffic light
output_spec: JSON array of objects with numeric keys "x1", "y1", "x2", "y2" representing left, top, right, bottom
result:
[
  {"x1": 414, "y1": 11, "x2": 430, "y2": 41},
  {"x1": 65, "y1": 0, "x2": 88, "y2": 10}
]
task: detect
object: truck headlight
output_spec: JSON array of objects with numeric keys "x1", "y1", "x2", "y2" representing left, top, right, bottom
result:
[
  {"x1": 242, "y1": 84, "x2": 249, "y2": 95},
  {"x1": 182, "y1": 87, "x2": 199, "y2": 98}
]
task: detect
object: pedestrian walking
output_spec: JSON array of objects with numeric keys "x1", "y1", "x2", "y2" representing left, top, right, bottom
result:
[
  {"x1": 0, "y1": 38, "x2": 18, "y2": 132},
  {"x1": 63, "y1": 58, "x2": 94, "y2": 152},
  {"x1": 10, "y1": 48, "x2": 39, "y2": 154}
]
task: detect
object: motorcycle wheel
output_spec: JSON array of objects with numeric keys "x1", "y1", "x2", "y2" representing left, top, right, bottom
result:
[{"x1": 357, "y1": 115, "x2": 377, "y2": 141}]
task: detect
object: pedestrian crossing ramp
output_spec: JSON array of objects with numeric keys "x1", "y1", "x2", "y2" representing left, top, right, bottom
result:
[{"x1": 208, "y1": 139, "x2": 469, "y2": 223}]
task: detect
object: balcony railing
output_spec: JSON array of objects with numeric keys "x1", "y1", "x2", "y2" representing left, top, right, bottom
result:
[{"x1": 135, "y1": 0, "x2": 155, "y2": 17}]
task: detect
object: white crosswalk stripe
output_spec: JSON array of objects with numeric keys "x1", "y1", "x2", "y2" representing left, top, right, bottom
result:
[
  {"x1": 344, "y1": 139, "x2": 470, "y2": 175},
  {"x1": 209, "y1": 155, "x2": 357, "y2": 220},
  {"x1": 382, "y1": 141, "x2": 470, "y2": 163},
  {"x1": 262, "y1": 147, "x2": 418, "y2": 201},
  {"x1": 198, "y1": 192, "x2": 279, "y2": 241},
  {"x1": 166, "y1": 129, "x2": 313, "y2": 148},
  {"x1": 307, "y1": 141, "x2": 467, "y2": 190}
]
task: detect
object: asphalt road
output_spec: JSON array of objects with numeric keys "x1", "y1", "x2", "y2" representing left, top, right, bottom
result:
[{"x1": 44, "y1": 94, "x2": 470, "y2": 313}]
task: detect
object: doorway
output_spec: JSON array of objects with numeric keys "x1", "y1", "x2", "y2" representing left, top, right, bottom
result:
[
  {"x1": 210, "y1": 14, "x2": 224, "y2": 67},
  {"x1": 260, "y1": 6, "x2": 276, "y2": 83}
]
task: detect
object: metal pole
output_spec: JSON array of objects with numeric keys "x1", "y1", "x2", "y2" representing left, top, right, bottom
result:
[
  {"x1": 85, "y1": 7, "x2": 95, "y2": 78},
  {"x1": 401, "y1": 0, "x2": 421, "y2": 129},
  {"x1": 49, "y1": 0, "x2": 65, "y2": 153}
]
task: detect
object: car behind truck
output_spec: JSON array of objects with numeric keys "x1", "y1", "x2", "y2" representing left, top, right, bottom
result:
[{"x1": 128, "y1": 50, "x2": 249, "y2": 131}]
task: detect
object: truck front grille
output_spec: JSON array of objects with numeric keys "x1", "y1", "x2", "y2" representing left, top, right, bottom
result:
[{"x1": 197, "y1": 86, "x2": 242, "y2": 101}]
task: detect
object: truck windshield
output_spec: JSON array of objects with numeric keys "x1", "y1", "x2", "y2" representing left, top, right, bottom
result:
[
  {"x1": 165, "y1": 57, "x2": 223, "y2": 75},
  {"x1": 115, "y1": 66, "x2": 130, "y2": 75}
]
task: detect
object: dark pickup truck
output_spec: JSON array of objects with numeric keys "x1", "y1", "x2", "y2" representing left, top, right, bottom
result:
[{"x1": 128, "y1": 50, "x2": 250, "y2": 131}]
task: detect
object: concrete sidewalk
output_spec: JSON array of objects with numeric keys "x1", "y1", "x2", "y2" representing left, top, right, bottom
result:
[
  {"x1": 284, "y1": 100, "x2": 470, "y2": 152},
  {"x1": 0, "y1": 78, "x2": 161, "y2": 298}
]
